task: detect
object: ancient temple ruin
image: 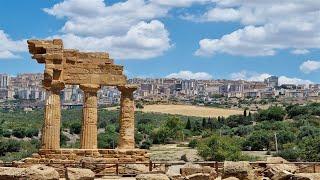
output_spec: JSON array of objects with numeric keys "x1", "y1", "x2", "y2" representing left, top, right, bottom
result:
[{"x1": 24, "y1": 39, "x2": 148, "y2": 169}]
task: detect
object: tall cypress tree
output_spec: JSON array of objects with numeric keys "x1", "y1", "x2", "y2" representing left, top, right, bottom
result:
[
  {"x1": 244, "y1": 109, "x2": 247, "y2": 117},
  {"x1": 202, "y1": 118, "x2": 207, "y2": 129},
  {"x1": 185, "y1": 118, "x2": 192, "y2": 130}
]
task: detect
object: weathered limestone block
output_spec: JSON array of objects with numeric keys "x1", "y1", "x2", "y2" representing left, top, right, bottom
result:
[
  {"x1": 136, "y1": 173, "x2": 170, "y2": 180},
  {"x1": 181, "y1": 165, "x2": 215, "y2": 177},
  {"x1": 185, "y1": 173, "x2": 211, "y2": 180},
  {"x1": 0, "y1": 165, "x2": 60, "y2": 180},
  {"x1": 80, "y1": 84, "x2": 100, "y2": 149},
  {"x1": 117, "y1": 85, "x2": 137, "y2": 149},
  {"x1": 0, "y1": 167, "x2": 27, "y2": 179},
  {"x1": 223, "y1": 161, "x2": 255, "y2": 180},
  {"x1": 66, "y1": 168, "x2": 95, "y2": 180},
  {"x1": 26, "y1": 165, "x2": 60, "y2": 180},
  {"x1": 263, "y1": 157, "x2": 298, "y2": 179}
]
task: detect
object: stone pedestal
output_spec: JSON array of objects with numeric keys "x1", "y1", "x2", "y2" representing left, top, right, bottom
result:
[
  {"x1": 80, "y1": 84, "x2": 100, "y2": 149},
  {"x1": 42, "y1": 87, "x2": 63, "y2": 150},
  {"x1": 23, "y1": 148, "x2": 150, "y2": 176},
  {"x1": 117, "y1": 85, "x2": 137, "y2": 149}
]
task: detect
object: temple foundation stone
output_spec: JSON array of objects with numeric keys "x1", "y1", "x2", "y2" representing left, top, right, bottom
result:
[
  {"x1": 80, "y1": 84, "x2": 100, "y2": 149},
  {"x1": 117, "y1": 85, "x2": 137, "y2": 149}
]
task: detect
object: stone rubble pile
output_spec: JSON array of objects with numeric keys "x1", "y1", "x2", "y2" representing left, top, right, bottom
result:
[{"x1": 0, "y1": 157, "x2": 319, "y2": 180}]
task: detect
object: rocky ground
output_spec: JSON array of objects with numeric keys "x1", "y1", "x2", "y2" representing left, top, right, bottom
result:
[
  {"x1": 149, "y1": 143, "x2": 203, "y2": 162},
  {"x1": 0, "y1": 157, "x2": 319, "y2": 179}
]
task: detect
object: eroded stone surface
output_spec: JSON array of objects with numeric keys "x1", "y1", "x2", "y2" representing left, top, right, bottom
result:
[
  {"x1": 117, "y1": 85, "x2": 137, "y2": 149},
  {"x1": 27, "y1": 39, "x2": 126, "y2": 88},
  {"x1": 136, "y1": 173, "x2": 170, "y2": 180},
  {"x1": 80, "y1": 84, "x2": 100, "y2": 149},
  {"x1": 66, "y1": 167, "x2": 95, "y2": 180}
]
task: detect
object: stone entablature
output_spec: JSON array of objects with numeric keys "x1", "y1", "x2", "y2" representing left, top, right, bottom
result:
[
  {"x1": 27, "y1": 39, "x2": 126, "y2": 88},
  {"x1": 26, "y1": 39, "x2": 142, "y2": 162}
]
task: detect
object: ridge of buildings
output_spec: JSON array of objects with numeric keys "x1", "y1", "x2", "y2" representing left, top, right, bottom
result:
[{"x1": 0, "y1": 73, "x2": 319, "y2": 108}]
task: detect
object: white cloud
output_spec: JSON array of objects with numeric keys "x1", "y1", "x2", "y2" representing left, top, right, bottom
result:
[
  {"x1": 300, "y1": 60, "x2": 320, "y2": 74},
  {"x1": 195, "y1": 1, "x2": 320, "y2": 57},
  {"x1": 230, "y1": 70, "x2": 313, "y2": 85},
  {"x1": 150, "y1": 0, "x2": 210, "y2": 8},
  {"x1": 0, "y1": 30, "x2": 26, "y2": 59},
  {"x1": 185, "y1": 8, "x2": 240, "y2": 22},
  {"x1": 278, "y1": 76, "x2": 313, "y2": 85},
  {"x1": 291, "y1": 49, "x2": 310, "y2": 55},
  {"x1": 166, "y1": 70, "x2": 213, "y2": 80},
  {"x1": 230, "y1": 71, "x2": 271, "y2": 81},
  {"x1": 51, "y1": 20, "x2": 171, "y2": 59},
  {"x1": 44, "y1": 0, "x2": 223, "y2": 59},
  {"x1": 44, "y1": 0, "x2": 178, "y2": 59}
]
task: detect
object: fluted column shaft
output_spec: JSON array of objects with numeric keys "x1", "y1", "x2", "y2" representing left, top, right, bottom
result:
[
  {"x1": 118, "y1": 85, "x2": 137, "y2": 149},
  {"x1": 80, "y1": 84, "x2": 100, "y2": 149},
  {"x1": 42, "y1": 88, "x2": 62, "y2": 150}
]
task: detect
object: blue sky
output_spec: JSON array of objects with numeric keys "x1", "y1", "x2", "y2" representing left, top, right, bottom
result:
[{"x1": 0, "y1": 0, "x2": 320, "y2": 84}]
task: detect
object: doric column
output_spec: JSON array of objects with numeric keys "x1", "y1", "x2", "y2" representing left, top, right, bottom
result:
[
  {"x1": 117, "y1": 85, "x2": 137, "y2": 149},
  {"x1": 80, "y1": 84, "x2": 100, "y2": 149},
  {"x1": 41, "y1": 86, "x2": 63, "y2": 150}
]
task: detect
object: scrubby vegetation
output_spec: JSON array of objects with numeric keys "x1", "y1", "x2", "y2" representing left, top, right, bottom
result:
[{"x1": 0, "y1": 103, "x2": 319, "y2": 162}]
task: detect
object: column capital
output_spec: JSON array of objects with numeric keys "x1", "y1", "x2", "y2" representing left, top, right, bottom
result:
[
  {"x1": 117, "y1": 84, "x2": 138, "y2": 93},
  {"x1": 80, "y1": 84, "x2": 100, "y2": 92},
  {"x1": 44, "y1": 82, "x2": 65, "y2": 93}
]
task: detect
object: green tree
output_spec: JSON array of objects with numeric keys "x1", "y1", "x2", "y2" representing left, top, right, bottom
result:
[
  {"x1": 98, "y1": 125, "x2": 118, "y2": 148},
  {"x1": 243, "y1": 130, "x2": 272, "y2": 150},
  {"x1": 299, "y1": 136, "x2": 320, "y2": 161},
  {"x1": 197, "y1": 135, "x2": 243, "y2": 161},
  {"x1": 70, "y1": 122, "x2": 81, "y2": 134},
  {"x1": 12, "y1": 128, "x2": 26, "y2": 138},
  {"x1": 185, "y1": 118, "x2": 192, "y2": 130},
  {"x1": 0, "y1": 139, "x2": 21, "y2": 156},
  {"x1": 202, "y1": 118, "x2": 207, "y2": 129},
  {"x1": 257, "y1": 106, "x2": 286, "y2": 121}
]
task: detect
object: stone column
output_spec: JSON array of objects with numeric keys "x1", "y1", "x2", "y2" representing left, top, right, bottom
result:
[
  {"x1": 117, "y1": 85, "x2": 137, "y2": 149},
  {"x1": 80, "y1": 84, "x2": 100, "y2": 149},
  {"x1": 41, "y1": 86, "x2": 63, "y2": 150}
]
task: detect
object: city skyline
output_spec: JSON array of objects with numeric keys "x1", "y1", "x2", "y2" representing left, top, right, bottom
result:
[{"x1": 0, "y1": 0, "x2": 320, "y2": 84}]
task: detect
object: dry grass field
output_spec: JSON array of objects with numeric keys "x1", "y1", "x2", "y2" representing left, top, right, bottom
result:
[{"x1": 137, "y1": 104, "x2": 242, "y2": 117}]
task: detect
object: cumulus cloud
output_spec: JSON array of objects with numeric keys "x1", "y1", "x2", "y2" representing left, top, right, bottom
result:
[
  {"x1": 44, "y1": 0, "x2": 216, "y2": 59},
  {"x1": 0, "y1": 30, "x2": 26, "y2": 59},
  {"x1": 195, "y1": 1, "x2": 320, "y2": 57},
  {"x1": 291, "y1": 49, "x2": 310, "y2": 55},
  {"x1": 300, "y1": 60, "x2": 320, "y2": 74},
  {"x1": 150, "y1": 0, "x2": 210, "y2": 8},
  {"x1": 231, "y1": 71, "x2": 271, "y2": 82},
  {"x1": 166, "y1": 70, "x2": 213, "y2": 80},
  {"x1": 230, "y1": 70, "x2": 313, "y2": 85},
  {"x1": 51, "y1": 20, "x2": 171, "y2": 59},
  {"x1": 278, "y1": 76, "x2": 313, "y2": 85}
]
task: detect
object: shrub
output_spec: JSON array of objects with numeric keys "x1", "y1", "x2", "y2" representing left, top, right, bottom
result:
[
  {"x1": 188, "y1": 139, "x2": 198, "y2": 148},
  {"x1": 25, "y1": 128, "x2": 39, "y2": 138},
  {"x1": 0, "y1": 139, "x2": 21, "y2": 156},
  {"x1": 70, "y1": 122, "x2": 81, "y2": 134},
  {"x1": 257, "y1": 106, "x2": 286, "y2": 121},
  {"x1": 287, "y1": 105, "x2": 309, "y2": 118},
  {"x1": 243, "y1": 130, "x2": 272, "y2": 150},
  {"x1": 140, "y1": 139, "x2": 152, "y2": 149},
  {"x1": 2, "y1": 130, "x2": 12, "y2": 138},
  {"x1": 12, "y1": 128, "x2": 26, "y2": 138},
  {"x1": 197, "y1": 135, "x2": 244, "y2": 161}
]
